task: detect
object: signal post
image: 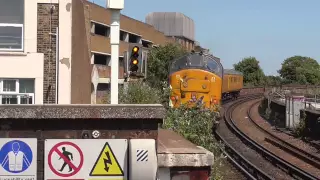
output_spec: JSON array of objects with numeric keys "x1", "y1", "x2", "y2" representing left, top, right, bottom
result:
[{"x1": 108, "y1": 0, "x2": 123, "y2": 104}]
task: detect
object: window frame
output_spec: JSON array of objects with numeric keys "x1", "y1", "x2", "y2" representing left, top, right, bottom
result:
[
  {"x1": 0, "y1": 23, "x2": 24, "y2": 52},
  {"x1": 0, "y1": 79, "x2": 35, "y2": 104}
]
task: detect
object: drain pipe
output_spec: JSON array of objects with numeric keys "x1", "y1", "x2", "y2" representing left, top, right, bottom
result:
[
  {"x1": 55, "y1": 27, "x2": 59, "y2": 104},
  {"x1": 49, "y1": 27, "x2": 59, "y2": 104}
]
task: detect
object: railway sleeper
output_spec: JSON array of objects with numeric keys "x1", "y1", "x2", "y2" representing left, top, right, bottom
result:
[
  {"x1": 275, "y1": 163, "x2": 290, "y2": 173},
  {"x1": 265, "y1": 137, "x2": 320, "y2": 169},
  {"x1": 225, "y1": 97, "x2": 318, "y2": 180},
  {"x1": 214, "y1": 130, "x2": 272, "y2": 180}
]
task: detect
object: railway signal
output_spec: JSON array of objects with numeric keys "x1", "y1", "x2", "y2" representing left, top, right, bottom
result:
[
  {"x1": 126, "y1": 44, "x2": 145, "y2": 79},
  {"x1": 130, "y1": 46, "x2": 140, "y2": 72}
]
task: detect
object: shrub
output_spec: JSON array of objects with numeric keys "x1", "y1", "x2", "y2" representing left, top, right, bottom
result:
[
  {"x1": 293, "y1": 111, "x2": 307, "y2": 138},
  {"x1": 164, "y1": 104, "x2": 225, "y2": 179},
  {"x1": 119, "y1": 81, "x2": 161, "y2": 104},
  {"x1": 101, "y1": 81, "x2": 162, "y2": 104}
]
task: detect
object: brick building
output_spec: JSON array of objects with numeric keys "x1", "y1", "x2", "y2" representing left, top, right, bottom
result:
[{"x1": 0, "y1": 0, "x2": 174, "y2": 105}]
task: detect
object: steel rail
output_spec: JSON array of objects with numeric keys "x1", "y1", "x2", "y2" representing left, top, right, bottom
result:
[{"x1": 226, "y1": 96, "x2": 318, "y2": 180}]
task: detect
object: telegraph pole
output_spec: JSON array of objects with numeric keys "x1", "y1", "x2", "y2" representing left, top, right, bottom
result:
[{"x1": 107, "y1": 0, "x2": 124, "y2": 104}]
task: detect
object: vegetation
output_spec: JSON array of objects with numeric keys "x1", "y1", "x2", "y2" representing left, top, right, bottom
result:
[
  {"x1": 100, "y1": 81, "x2": 162, "y2": 104},
  {"x1": 101, "y1": 43, "x2": 320, "y2": 178},
  {"x1": 293, "y1": 111, "x2": 307, "y2": 138},
  {"x1": 146, "y1": 43, "x2": 187, "y2": 90},
  {"x1": 233, "y1": 57, "x2": 266, "y2": 86},
  {"x1": 278, "y1": 56, "x2": 320, "y2": 85},
  {"x1": 233, "y1": 55, "x2": 320, "y2": 86}
]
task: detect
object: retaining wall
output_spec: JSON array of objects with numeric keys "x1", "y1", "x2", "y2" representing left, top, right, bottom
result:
[{"x1": 261, "y1": 94, "x2": 320, "y2": 139}]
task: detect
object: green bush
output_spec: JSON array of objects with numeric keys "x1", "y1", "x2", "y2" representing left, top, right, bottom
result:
[
  {"x1": 164, "y1": 104, "x2": 225, "y2": 180},
  {"x1": 101, "y1": 81, "x2": 162, "y2": 104},
  {"x1": 119, "y1": 81, "x2": 161, "y2": 104},
  {"x1": 164, "y1": 105, "x2": 218, "y2": 150},
  {"x1": 293, "y1": 111, "x2": 307, "y2": 138}
]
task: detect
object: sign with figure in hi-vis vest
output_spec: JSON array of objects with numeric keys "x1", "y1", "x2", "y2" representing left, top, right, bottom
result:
[{"x1": 0, "y1": 139, "x2": 37, "y2": 180}]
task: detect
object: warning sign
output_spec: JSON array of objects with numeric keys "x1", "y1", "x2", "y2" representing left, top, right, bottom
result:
[
  {"x1": 48, "y1": 141, "x2": 84, "y2": 177},
  {"x1": 89, "y1": 142, "x2": 124, "y2": 176},
  {"x1": 45, "y1": 139, "x2": 127, "y2": 179}
]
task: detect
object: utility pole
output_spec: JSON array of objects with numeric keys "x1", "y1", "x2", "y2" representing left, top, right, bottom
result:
[{"x1": 107, "y1": 0, "x2": 124, "y2": 104}]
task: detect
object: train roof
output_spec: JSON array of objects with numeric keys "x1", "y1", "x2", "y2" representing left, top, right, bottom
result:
[{"x1": 224, "y1": 69, "x2": 243, "y2": 75}]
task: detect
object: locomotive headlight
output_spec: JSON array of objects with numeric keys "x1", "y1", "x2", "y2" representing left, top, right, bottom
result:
[{"x1": 202, "y1": 84, "x2": 207, "y2": 89}]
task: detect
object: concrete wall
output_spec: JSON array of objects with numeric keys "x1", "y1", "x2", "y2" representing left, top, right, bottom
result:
[
  {"x1": 261, "y1": 94, "x2": 320, "y2": 139},
  {"x1": 158, "y1": 168, "x2": 171, "y2": 180},
  {"x1": 157, "y1": 168, "x2": 209, "y2": 180}
]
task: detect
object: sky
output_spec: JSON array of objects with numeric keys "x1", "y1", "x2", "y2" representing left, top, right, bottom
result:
[{"x1": 89, "y1": 0, "x2": 320, "y2": 75}]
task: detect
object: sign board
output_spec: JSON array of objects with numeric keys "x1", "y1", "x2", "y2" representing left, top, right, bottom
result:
[
  {"x1": 0, "y1": 138, "x2": 37, "y2": 180},
  {"x1": 45, "y1": 139, "x2": 127, "y2": 180}
]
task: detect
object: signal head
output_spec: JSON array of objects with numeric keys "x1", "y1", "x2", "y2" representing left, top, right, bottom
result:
[
  {"x1": 132, "y1": 59, "x2": 138, "y2": 65},
  {"x1": 132, "y1": 46, "x2": 139, "y2": 53}
]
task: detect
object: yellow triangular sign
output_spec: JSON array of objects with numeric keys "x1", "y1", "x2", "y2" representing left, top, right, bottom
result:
[{"x1": 89, "y1": 142, "x2": 124, "y2": 176}]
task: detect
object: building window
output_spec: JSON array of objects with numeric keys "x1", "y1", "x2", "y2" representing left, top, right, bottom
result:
[
  {"x1": 93, "y1": 53, "x2": 108, "y2": 65},
  {"x1": 0, "y1": 0, "x2": 24, "y2": 52},
  {"x1": 0, "y1": 78, "x2": 35, "y2": 104},
  {"x1": 142, "y1": 40, "x2": 152, "y2": 48},
  {"x1": 93, "y1": 23, "x2": 110, "y2": 37},
  {"x1": 129, "y1": 34, "x2": 141, "y2": 43}
]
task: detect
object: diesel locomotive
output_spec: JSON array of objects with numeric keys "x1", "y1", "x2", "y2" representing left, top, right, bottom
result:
[{"x1": 169, "y1": 51, "x2": 243, "y2": 110}]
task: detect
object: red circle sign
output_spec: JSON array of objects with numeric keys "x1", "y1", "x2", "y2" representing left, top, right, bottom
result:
[{"x1": 48, "y1": 141, "x2": 84, "y2": 177}]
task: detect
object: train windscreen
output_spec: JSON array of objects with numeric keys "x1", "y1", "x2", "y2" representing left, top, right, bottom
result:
[{"x1": 169, "y1": 53, "x2": 223, "y2": 77}]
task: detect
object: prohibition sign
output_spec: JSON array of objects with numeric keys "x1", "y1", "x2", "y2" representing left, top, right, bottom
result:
[{"x1": 48, "y1": 141, "x2": 84, "y2": 177}]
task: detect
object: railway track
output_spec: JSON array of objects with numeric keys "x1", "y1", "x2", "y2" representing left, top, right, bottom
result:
[
  {"x1": 215, "y1": 94, "x2": 287, "y2": 180},
  {"x1": 248, "y1": 101, "x2": 320, "y2": 168},
  {"x1": 215, "y1": 94, "x2": 320, "y2": 180}
]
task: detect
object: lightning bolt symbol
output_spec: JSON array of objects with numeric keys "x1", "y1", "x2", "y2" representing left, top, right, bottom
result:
[{"x1": 103, "y1": 152, "x2": 112, "y2": 172}]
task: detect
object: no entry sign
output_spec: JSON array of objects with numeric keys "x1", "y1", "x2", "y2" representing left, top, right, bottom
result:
[{"x1": 48, "y1": 141, "x2": 84, "y2": 177}]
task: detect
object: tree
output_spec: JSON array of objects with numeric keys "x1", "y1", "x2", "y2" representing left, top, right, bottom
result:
[
  {"x1": 265, "y1": 75, "x2": 282, "y2": 86},
  {"x1": 146, "y1": 43, "x2": 187, "y2": 89},
  {"x1": 278, "y1": 56, "x2": 320, "y2": 85},
  {"x1": 233, "y1": 57, "x2": 265, "y2": 86}
]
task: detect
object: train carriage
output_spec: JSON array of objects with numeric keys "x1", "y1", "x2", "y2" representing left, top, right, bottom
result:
[{"x1": 222, "y1": 69, "x2": 243, "y2": 100}]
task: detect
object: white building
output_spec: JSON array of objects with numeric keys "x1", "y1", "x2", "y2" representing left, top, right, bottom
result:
[{"x1": 0, "y1": 0, "x2": 71, "y2": 105}]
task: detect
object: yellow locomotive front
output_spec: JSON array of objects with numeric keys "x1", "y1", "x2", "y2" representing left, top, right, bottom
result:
[{"x1": 168, "y1": 52, "x2": 223, "y2": 110}]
